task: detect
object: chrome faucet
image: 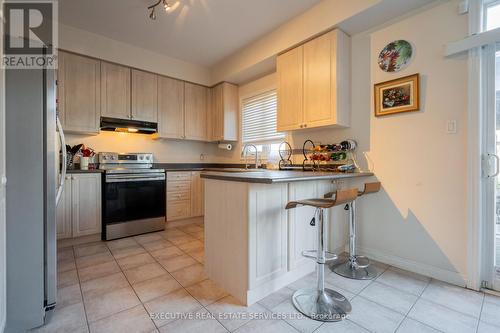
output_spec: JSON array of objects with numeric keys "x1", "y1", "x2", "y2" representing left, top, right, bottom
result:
[{"x1": 243, "y1": 144, "x2": 258, "y2": 170}]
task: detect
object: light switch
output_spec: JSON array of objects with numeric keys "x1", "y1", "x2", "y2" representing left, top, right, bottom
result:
[{"x1": 446, "y1": 120, "x2": 457, "y2": 134}]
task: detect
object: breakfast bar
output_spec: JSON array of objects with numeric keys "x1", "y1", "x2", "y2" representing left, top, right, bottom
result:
[{"x1": 201, "y1": 170, "x2": 374, "y2": 305}]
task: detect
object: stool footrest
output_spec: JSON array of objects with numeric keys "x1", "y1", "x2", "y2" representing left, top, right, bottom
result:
[
  {"x1": 349, "y1": 255, "x2": 370, "y2": 269},
  {"x1": 302, "y1": 250, "x2": 338, "y2": 263}
]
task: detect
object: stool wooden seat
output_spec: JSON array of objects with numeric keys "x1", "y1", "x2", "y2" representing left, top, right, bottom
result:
[
  {"x1": 284, "y1": 187, "x2": 359, "y2": 322},
  {"x1": 286, "y1": 188, "x2": 358, "y2": 209},
  {"x1": 328, "y1": 182, "x2": 381, "y2": 280}
]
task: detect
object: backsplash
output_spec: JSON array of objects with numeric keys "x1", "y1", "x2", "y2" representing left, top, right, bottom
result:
[{"x1": 65, "y1": 131, "x2": 240, "y2": 164}]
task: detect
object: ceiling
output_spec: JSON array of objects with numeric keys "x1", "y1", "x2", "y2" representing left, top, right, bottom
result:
[{"x1": 59, "y1": 0, "x2": 322, "y2": 67}]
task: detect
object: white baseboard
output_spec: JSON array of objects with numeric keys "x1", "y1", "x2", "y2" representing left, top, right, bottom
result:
[{"x1": 356, "y1": 246, "x2": 467, "y2": 287}]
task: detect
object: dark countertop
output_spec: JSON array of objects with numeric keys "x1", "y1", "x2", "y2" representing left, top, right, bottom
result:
[
  {"x1": 67, "y1": 169, "x2": 104, "y2": 174},
  {"x1": 200, "y1": 170, "x2": 375, "y2": 184},
  {"x1": 153, "y1": 163, "x2": 247, "y2": 171}
]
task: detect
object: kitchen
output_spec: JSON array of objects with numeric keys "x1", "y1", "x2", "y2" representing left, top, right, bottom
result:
[{"x1": 2, "y1": 0, "x2": 500, "y2": 333}]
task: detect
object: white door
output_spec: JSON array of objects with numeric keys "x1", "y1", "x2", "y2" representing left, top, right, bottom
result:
[{"x1": 484, "y1": 43, "x2": 500, "y2": 292}]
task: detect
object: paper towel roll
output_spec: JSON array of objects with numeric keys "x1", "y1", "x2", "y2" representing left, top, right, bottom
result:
[{"x1": 218, "y1": 143, "x2": 232, "y2": 151}]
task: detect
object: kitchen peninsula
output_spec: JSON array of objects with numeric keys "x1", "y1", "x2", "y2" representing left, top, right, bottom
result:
[{"x1": 201, "y1": 170, "x2": 374, "y2": 305}]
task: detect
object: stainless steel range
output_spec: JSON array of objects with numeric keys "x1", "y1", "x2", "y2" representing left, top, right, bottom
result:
[{"x1": 99, "y1": 152, "x2": 166, "y2": 240}]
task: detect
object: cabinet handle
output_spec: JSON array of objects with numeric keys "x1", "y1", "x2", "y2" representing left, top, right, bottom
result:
[
  {"x1": 304, "y1": 124, "x2": 307, "y2": 128},
  {"x1": 299, "y1": 124, "x2": 303, "y2": 128}
]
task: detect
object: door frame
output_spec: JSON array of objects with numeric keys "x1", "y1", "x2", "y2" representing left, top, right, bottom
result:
[
  {"x1": 0, "y1": 0, "x2": 7, "y2": 328},
  {"x1": 480, "y1": 43, "x2": 500, "y2": 291}
]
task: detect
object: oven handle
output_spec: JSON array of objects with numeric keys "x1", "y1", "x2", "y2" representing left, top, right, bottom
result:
[{"x1": 106, "y1": 174, "x2": 165, "y2": 183}]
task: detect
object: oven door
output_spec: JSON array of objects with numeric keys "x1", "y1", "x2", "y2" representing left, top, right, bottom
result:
[{"x1": 103, "y1": 172, "x2": 166, "y2": 239}]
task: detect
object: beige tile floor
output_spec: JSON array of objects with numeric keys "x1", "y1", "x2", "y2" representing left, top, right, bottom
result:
[{"x1": 33, "y1": 221, "x2": 500, "y2": 333}]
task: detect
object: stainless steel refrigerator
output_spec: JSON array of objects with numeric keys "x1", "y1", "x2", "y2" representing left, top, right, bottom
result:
[{"x1": 5, "y1": 66, "x2": 66, "y2": 332}]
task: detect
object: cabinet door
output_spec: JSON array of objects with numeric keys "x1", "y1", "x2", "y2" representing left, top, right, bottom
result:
[
  {"x1": 248, "y1": 183, "x2": 288, "y2": 288},
  {"x1": 277, "y1": 46, "x2": 303, "y2": 131},
  {"x1": 288, "y1": 181, "x2": 318, "y2": 270},
  {"x1": 131, "y1": 69, "x2": 158, "y2": 122},
  {"x1": 303, "y1": 32, "x2": 334, "y2": 128},
  {"x1": 191, "y1": 171, "x2": 204, "y2": 217},
  {"x1": 210, "y1": 84, "x2": 224, "y2": 141},
  {"x1": 71, "y1": 174, "x2": 102, "y2": 237},
  {"x1": 58, "y1": 51, "x2": 100, "y2": 134},
  {"x1": 101, "y1": 62, "x2": 131, "y2": 119},
  {"x1": 184, "y1": 83, "x2": 208, "y2": 141},
  {"x1": 221, "y1": 83, "x2": 239, "y2": 141},
  {"x1": 158, "y1": 76, "x2": 184, "y2": 139},
  {"x1": 56, "y1": 176, "x2": 72, "y2": 240}
]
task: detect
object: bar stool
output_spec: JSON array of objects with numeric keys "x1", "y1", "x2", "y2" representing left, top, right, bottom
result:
[
  {"x1": 285, "y1": 187, "x2": 359, "y2": 322},
  {"x1": 325, "y1": 182, "x2": 381, "y2": 280}
]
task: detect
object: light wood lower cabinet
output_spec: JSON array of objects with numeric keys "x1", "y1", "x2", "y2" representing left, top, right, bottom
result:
[
  {"x1": 56, "y1": 173, "x2": 102, "y2": 239},
  {"x1": 56, "y1": 178, "x2": 72, "y2": 239},
  {"x1": 166, "y1": 171, "x2": 204, "y2": 221}
]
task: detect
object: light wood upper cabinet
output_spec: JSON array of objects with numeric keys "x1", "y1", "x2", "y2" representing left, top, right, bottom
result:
[
  {"x1": 158, "y1": 76, "x2": 185, "y2": 139},
  {"x1": 276, "y1": 46, "x2": 303, "y2": 132},
  {"x1": 132, "y1": 69, "x2": 158, "y2": 122},
  {"x1": 303, "y1": 32, "x2": 332, "y2": 127},
  {"x1": 209, "y1": 82, "x2": 238, "y2": 142},
  {"x1": 184, "y1": 83, "x2": 208, "y2": 141},
  {"x1": 101, "y1": 61, "x2": 131, "y2": 120},
  {"x1": 58, "y1": 51, "x2": 100, "y2": 134},
  {"x1": 71, "y1": 173, "x2": 102, "y2": 237},
  {"x1": 277, "y1": 29, "x2": 350, "y2": 131}
]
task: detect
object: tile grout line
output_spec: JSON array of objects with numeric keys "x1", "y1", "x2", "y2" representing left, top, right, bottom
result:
[
  {"x1": 475, "y1": 293, "x2": 485, "y2": 333},
  {"x1": 136, "y1": 226, "x2": 219, "y2": 331},
  {"x1": 105, "y1": 240, "x2": 160, "y2": 331},
  {"x1": 71, "y1": 245, "x2": 92, "y2": 333},
  {"x1": 397, "y1": 277, "x2": 446, "y2": 333}
]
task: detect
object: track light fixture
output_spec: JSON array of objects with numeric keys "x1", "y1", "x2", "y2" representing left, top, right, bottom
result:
[{"x1": 148, "y1": 0, "x2": 171, "y2": 20}]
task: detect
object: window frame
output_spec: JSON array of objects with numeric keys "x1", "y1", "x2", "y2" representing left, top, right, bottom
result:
[
  {"x1": 484, "y1": 0, "x2": 500, "y2": 31},
  {"x1": 239, "y1": 88, "x2": 284, "y2": 160}
]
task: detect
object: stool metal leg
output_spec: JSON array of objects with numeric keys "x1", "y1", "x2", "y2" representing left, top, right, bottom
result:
[
  {"x1": 333, "y1": 201, "x2": 378, "y2": 280},
  {"x1": 292, "y1": 209, "x2": 352, "y2": 321}
]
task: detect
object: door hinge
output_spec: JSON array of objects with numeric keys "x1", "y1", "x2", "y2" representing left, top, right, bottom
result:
[{"x1": 481, "y1": 280, "x2": 489, "y2": 289}]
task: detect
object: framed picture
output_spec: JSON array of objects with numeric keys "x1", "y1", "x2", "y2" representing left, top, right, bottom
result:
[{"x1": 374, "y1": 73, "x2": 420, "y2": 117}]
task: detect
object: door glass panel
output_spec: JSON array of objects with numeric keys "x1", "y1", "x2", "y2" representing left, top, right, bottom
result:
[{"x1": 495, "y1": 48, "x2": 500, "y2": 273}]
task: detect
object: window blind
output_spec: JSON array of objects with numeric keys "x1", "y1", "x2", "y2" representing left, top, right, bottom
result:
[{"x1": 241, "y1": 90, "x2": 284, "y2": 143}]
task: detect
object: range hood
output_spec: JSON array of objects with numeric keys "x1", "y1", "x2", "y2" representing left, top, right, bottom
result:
[{"x1": 100, "y1": 117, "x2": 157, "y2": 134}]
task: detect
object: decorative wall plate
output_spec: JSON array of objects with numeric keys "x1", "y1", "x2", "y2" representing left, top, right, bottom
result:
[{"x1": 378, "y1": 40, "x2": 413, "y2": 72}]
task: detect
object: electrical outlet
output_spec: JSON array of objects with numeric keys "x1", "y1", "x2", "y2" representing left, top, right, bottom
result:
[
  {"x1": 446, "y1": 120, "x2": 457, "y2": 134},
  {"x1": 200, "y1": 154, "x2": 205, "y2": 161}
]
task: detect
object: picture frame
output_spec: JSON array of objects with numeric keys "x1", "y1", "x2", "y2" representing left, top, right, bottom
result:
[{"x1": 374, "y1": 73, "x2": 420, "y2": 117}]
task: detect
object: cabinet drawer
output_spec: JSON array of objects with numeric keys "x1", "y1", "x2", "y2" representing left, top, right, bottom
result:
[
  {"x1": 167, "y1": 172, "x2": 191, "y2": 182},
  {"x1": 167, "y1": 201, "x2": 190, "y2": 220},
  {"x1": 167, "y1": 191, "x2": 190, "y2": 202},
  {"x1": 167, "y1": 181, "x2": 191, "y2": 193}
]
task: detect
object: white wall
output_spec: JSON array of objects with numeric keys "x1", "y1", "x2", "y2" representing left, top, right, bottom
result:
[
  {"x1": 237, "y1": 1, "x2": 470, "y2": 285},
  {"x1": 211, "y1": 0, "x2": 379, "y2": 84},
  {"x1": 362, "y1": 0, "x2": 468, "y2": 284},
  {"x1": 59, "y1": 24, "x2": 211, "y2": 86}
]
